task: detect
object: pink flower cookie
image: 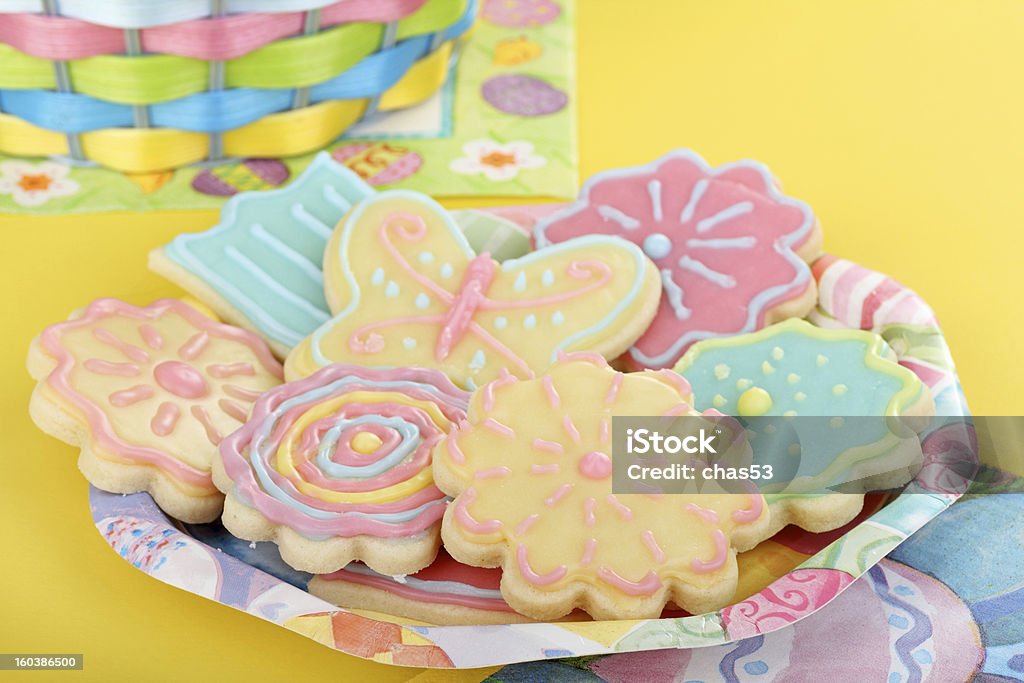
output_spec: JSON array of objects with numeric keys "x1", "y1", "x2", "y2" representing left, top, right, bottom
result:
[
  {"x1": 534, "y1": 150, "x2": 823, "y2": 370},
  {"x1": 285, "y1": 190, "x2": 661, "y2": 389},
  {"x1": 433, "y1": 354, "x2": 772, "y2": 621},
  {"x1": 214, "y1": 364, "x2": 469, "y2": 575},
  {"x1": 27, "y1": 299, "x2": 283, "y2": 523}
]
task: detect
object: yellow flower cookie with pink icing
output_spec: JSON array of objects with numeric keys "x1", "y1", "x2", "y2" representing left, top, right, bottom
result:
[
  {"x1": 28, "y1": 298, "x2": 283, "y2": 522},
  {"x1": 432, "y1": 353, "x2": 772, "y2": 621}
]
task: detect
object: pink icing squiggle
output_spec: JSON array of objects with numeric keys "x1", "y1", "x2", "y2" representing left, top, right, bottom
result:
[
  {"x1": 93, "y1": 328, "x2": 150, "y2": 363},
  {"x1": 474, "y1": 466, "x2": 512, "y2": 480},
  {"x1": 480, "y1": 260, "x2": 614, "y2": 311},
  {"x1": 84, "y1": 359, "x2": 139, "y2": 376},
  {"x1": 436, "y1": 254, "x2": 497, "y2": 361},
  {"x1": 580, "y1": 538, "x2": 597, "y2": 566},
  {"x1": 445, "y1": 432, "x2": 466, "y2": 464},
  {"x1": 597, "y1": 567, "x2": 662, "y2": 595},
  {"x1": 207, "y1": 362, "x2": 255, "y2": 378},
  {"x1": 732, "y1": 490, "x2": 765, "y2": 523},
  {"x1": 545, "y1": 483, "x2": 573, "y2": 507},
  {"x1": 562, "y1": 414, "x2": 581, "y2": 443},
  {"x1": 579, "y1": 451, "x2": 612, "y2": 479},
  {"x1": 685, "y1": 502, "x2": 720, "y2": 525},
  {"x1": 663, "y1": 403, "x2": 692, "y2": 416},
  {"x1": 583, "y1": 497, "x2": 596, "y2": 527},
  {"x1": 641, "y1": 530, "x2": 666, "y2": 563},
  {"x1": 453, "y1": 488, "x2": 502, "y2": 534},
  {"x1": 605, "y1": 374, "x2": 623, "y2": 405},
  {"x1": 482, "y1": 417, "x2": 515, "y2": 438},
  {"x1": 530, "y1": 464, "x2": 560, "y2": 475},
  {"x1": 606, "y1": 494, "x2": 633, "y2": 520},
  {"x1": 150, "y1": 401, "x2": 180, "y2": 437},
  {"x1": 532, "y1": 438, "x2": 563, "y2": 454},
  {"x1": 556, "y1": 349, "x2": 608, "y2": 367},
  {"x1": 378, "y1": 211, "x2": 455, "y2": 303},
  {"x1": 108, "y1": 384, "x2": 154, "y2": 407},
  {"x1": 517, "y1": 543, "x2": 567, "y2": 586},
  {"x1": 599, "y1": 418, "x2": 610, "y2": 444},
  {"x1": 481, "y1": 368, "x2": 516, "y2": 412},
  {"x1": 541, "y1": 375, "x2": 560, "y2": 409},
  {"x1": 138, "y1": 324, "x2": 164, "y2": 350},
  {"x1": 691, "y1": 529, "x2": 728, "y2": 573},
  {"x1": 178, "y1": 331, "x2": 210, "y2": 360},
  {"x1": 515, "y1": 513, "x2": 539, "y2": 536},
  {"x1": 654, "y1": 369, "x2": 692, "y2": 397}
]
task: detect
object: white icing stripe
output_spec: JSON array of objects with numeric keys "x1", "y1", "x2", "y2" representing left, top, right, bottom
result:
[
  {"x1": 322, "y1": 185, "x2": 353, "y2": 213},
  {"x1": 250, "y1": 224, "x2": 324, "y2": 286},
  {"x1": 817, "y1": 259, "x2": 856, "y2": 316},
  {"x1": 339, "y1": 563, "x2": 505, "y2": 600},
  {"x1": 225, "y1": 246, "x2": 331, "y2": 322},
  {"x1": 597, "y1": 204, "x2": 641, "y2": 230},
  {"x1": 871, "y1": 288, "x2": 913, "y2": 327},
  {"x1": 695, "y1": 201, "x2": 754, "y2": 233},
  {"x1": 290, "y1": 204, "x2": 333, "y2": 239},
  {"x1": 685, "y1": 237, "x2": 757, "y2": 250},
  {"x1": 678, "y1": 255, "x2": 737, "y2": 288},
  {"x1": 660, "y1": 268, "x2": 691, "y2": 320},
  {"x1": 847, "y1": 271, "x2": 887, "y2": 327},
  {"x1": 679, "y1": 178, "x2": 709, "y2": 223},
  {"x1": 648, "y1": 179, "x2": 663, "y2": 222}
]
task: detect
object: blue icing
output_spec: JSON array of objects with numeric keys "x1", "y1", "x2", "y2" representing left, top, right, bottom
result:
[
  {"x1": 371, "y1": 267, "x2": 385, "y2": 286},
  {"x1": 316, "y1": 415, "x2": 420, "y2": 478},
  {"x1": 524, "y1": 314, "x2": 537, "y2": 330},
  {"x1": 541, "y1": 269, "x2": 554, "y2": 286},
  {"x1": 163, "y1": 153, "x2": 373, "y2": 349},
  {"x1": 470, "y1": 350, "x2": 486, "y2": 370},
  {"x1": 403, "y1": 337, "x2": 417, "y2": 350},
  {"x1": 418, "y1": 250, "x2": 434, "y2": 264},
  {"x1": 643, "y1": 233, "x2": 673, "y2": 259},
  {"x1": 494, "y1": 316, "x2": 508, "y2": 330},
  {"x1": 440, "y1": 263, "x2": 454, "y2": 279},
  {"x1": 514, "y1": 271, "x2": 527, "y2": 292},
  {"x1": 552, "y1": 311, "x2": 565, "y2": 326},
  {"x1": 415, "y1": 292, "x2": 430, "y2": 309},
  {"x1": 385, "y1": 281, "x2": 400, "y2": 298}
]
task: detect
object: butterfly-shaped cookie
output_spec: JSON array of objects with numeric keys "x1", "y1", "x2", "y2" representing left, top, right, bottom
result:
[{"x1": 286, "y1": 191, "x2": 661, "y2": 388}]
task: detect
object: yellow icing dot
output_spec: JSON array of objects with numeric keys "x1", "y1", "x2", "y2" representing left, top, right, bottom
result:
[
  {"x1": 761, "y1": 361, "x2": 776, "y2": 375},
  {"x1": 714, "y1": 363, "x2": 731, "y2": 380},
  {"x1": 772, "y1": 346, "x2": 785, "y2": 361},
  {"x1": 787, "y1": 373, "x2": 800, "y2": 384},
  {"x1": 830, "y1": 417, "x2": 845, "y2": 429},
  {"x1": 833, "y1": 384, "x2": 848, "y2": 396},
  {"x1": 351, "y1": 431, "x2": 383, "y2": 454},
  {"x1": 816, "y1": 354, "x2": 829, "y2": 366},
  {"x1": 712, "y1": 394, "x2": 727, "y2": 408},
  {"x1": 783, "y1": 410, "x2": 798, "y2": 418},
  {"x1": 735, "y1": 378, "x2": 752, "y2": 390},
  {"x1": 788, "y1": 443, "x2": 802, "y2": 456},
  {"x1": 737, "y1": 387, "x2": 773, "y2": 416},
  {"x1": 794, "y1": 391, "x2": 807, "y2": 402}
]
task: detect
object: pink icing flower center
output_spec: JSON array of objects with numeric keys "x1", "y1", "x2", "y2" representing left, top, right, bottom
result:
[
  {"x1": 153, "y1": 360, "x2": 209, "y2": 399},
  {"x1": 578, "y1": 450, "x2": 612, "y2": 480}
]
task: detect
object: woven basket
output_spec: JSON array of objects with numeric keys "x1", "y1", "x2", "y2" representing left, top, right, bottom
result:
[{"x1": 0, "y1": 0, "x2": 474, "y2": 172}]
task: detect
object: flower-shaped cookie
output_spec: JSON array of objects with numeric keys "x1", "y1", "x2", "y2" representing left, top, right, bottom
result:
[
  {"x1": 433, "y1": 353, "x2": 771, "y2": 620},
  {"x1": 675, "y1": 318, "x2": 935, "y2": 533},
  {"x1": 214, "y1": 364, "x2": 470, "y2": 575},
  {"x1": 535, "y1": 150, "x2": 823, "y2": 370},
  {"x1": 28, "y1": 299, "x2": 283, "y2": 522}
]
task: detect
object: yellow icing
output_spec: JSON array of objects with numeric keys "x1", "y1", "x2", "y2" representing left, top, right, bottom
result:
[
  {"x1": 737, "y1": 387, "x2": 773, "y2": 416},
  {"x1": 714, "y1": 363, "x2": 731, "y2": 380},
  {"x1": 351, "y1": 431, "x2": 383, "y2": 454}
]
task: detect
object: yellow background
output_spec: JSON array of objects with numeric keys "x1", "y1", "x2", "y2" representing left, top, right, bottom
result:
[{"x1": 2, "y1": 1, "x2": 1023, "y2": 680}]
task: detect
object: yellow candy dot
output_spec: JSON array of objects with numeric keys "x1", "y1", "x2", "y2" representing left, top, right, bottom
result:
[
  {"x1": 714, "y1": 363, "x2": 731, "y2": 380},
  {"x1": 772, "y1": 346, "x2": 785, "y2": 360},
  {"x1": 351, "y1": 431, "x2": 383, "y2": 454},
  {"x1": 761, "y1": 361, "x2": 776, "y2": 375},
  {"x1": 816, "y1": 354, "x2": 829, "y2": 366},
  {"x1": 794, "y1": 391, "x2": 807, "y2": 402},
  {"x1": 787, "y1": 373, "x2": 801, "y2": 384},
  {"x1": 736, "y1": 378, "x2": 752, "y2": 390},
  {"x1": 833, "y1": 384, "x2": 849, "y2": 396},
  {"x1": 737, "y1": 387, "x2": 773, "y2": 416},
  {"x1": 712, "y1": 394, "x2": 727, "y2": 408}
]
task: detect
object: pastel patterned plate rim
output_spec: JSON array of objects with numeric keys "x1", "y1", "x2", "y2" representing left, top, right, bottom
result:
[{"x1": 84, "y1": 215, "x2": 973, "y2": 669}]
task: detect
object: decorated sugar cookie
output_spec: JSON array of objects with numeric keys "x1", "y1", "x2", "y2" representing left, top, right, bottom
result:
[
  {"x1": 27, "y1": 299, "x2": 283, "y2": 523},
  {"x1": 309, "y1": 550, "x2": 538, "y2": 625},
  {"x1": 214, "y1": 364, "x2": 469, "y2": 576},
  {"x1": 535, "y1": 150, "x2": 822, "y2": 370},
  {"x1": 285, "y1": 191, "x2": 661, "y2": 388},
  {"x1": 674, "y1": 318, "x2": 934, "y2": 533},
  {"x1": 433, "y1": 354, "x2": 771, "y2": 620}
]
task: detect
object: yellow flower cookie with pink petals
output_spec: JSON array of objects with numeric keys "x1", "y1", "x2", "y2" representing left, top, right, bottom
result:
[
  {"x1": 28, "y1": 298, "x2": 283, "y2": 522},
  {"x1": 432, "y1": 353, "x2": 772, "y2": 621}
]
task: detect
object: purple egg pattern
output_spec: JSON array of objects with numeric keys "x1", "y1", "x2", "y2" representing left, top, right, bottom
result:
[
  {"x1": 481, "y1": 74, "x2": 568, "y2": 117},
  {"x1": 191, "y1": 158, "x2": 291, "y2": 197}
]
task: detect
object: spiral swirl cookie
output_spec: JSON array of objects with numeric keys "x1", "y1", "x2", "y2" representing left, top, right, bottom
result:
[
  {"x1": 433, "y1": 353, "x2": 772, "y2": 621},
  {"x1": 214, "y1": 364, "x2": 470, "y2": 575},
  {"x1": 674, "y1": 318, "x2": 934, "y2": 533},
  {"x1": 27, "y1": 298, "x2": 283, "y2": 523}
]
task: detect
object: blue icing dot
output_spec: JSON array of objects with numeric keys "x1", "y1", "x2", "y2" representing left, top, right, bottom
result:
[
  {"x1": 418, "y1": 251, "x2": 434, "y2": 264},
  {"x1": 465, "y1": 376, "x2": 477, "y2": 390},
  {"x1": 514, "y1": 271, "x2": 527, "y2": 292},
  {"x1": 888, "y1": 673, "x2": 902, "y2": 683},
  {"x1": 385, "y1": 281, "x2": 400, "y2": 298},
  {"x1": 440, "y1": 263, "x2": 453, "y2": 279},
  {"x1": 542, "y1": 269, "x2": 554, "y2": 286},
  {"x1": 524, "y1": 314, "x2": 537, "y2": 329},
  {"x1": 552, "y1": 311, "x2": 565, "y2": 326},
  {"x1": 470, "y1": 350, "x2": 486, "y2": 370},
  {"x1": 415, "y1": 293, "x2": 430, "y2": 309},
  {"x1": 371, "y1": 267, "x2": 385, "y2": 286},
  {"x1": 888, "y1": 614, "x2": 909, "y2": 629},
  {"x1": 894, "y1": 584, "x2": 914, "y2": 596},
  {"x1": 743, "y1": 661, "x2": 769, "y2": 676},
  {"x1": 643, "y1": 233, "x2": 673, "y2": 259},
  {"x1": 494, "y1": 316, "x2": 508, "y2": 330},
  {"x1": 912, "y1": 650, "x2": 933, "y2": 665},
  {"x1": 403, "y1": 337, "x2": 417, "y2": 350}
]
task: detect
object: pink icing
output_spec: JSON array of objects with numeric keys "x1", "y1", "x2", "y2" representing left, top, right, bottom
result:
[
  {"x1": 453, "y1": 488, "x2": 503, "y2": 534},
  {"x1": 436, "y1": 253, "x2": 497, "y2": 361},
  {"x1": 578, "y1": 451, "x2": 612, "y2": 480},
  {"x1": 514, "y1": 513, "x2": 539, "y2": 536},
  {"x1": 108, "y1": 384, "x2": 154, "y2": 407},
  {"x1": 138, "y1": 324, "x2": 164, "y2": 350},
  {"x1": 530, "y1": 463, "x2": 560, "y2": 475},
  {"x1": 691, "y1": 529, "x2": 728, "y2": 573},
  {"x1": 531, "y1": 438, "x2": 563, "y2": 454},
  {"x1": 94, "y1": 328, "x2": 150, "y2": 363},
  {"x1": 555, "y1": 349, "x2": 609, "y2": 366},
  {"x1": 207, "y1": 362, "x2": 255, "y2": 378},
  {"x1": 580, "y1": 537, "x2": 597, "y2": 566},
  {"x1": 544, "y1": 483, "x2": 572, "y2": 507},
  {"x1": 446, "y1": 431, "x2": 466, "y2": 464},
  {"x1": 597, "y1": 567, "x2": 662, "y2": 595},
  {"x1": 153, "y1": 360, "x2": 210, "y2": 399},
  {"x1": 606, "y1": 494, "x2": 633, "y2": 520},
  {"x1": 599, "y1": 417, "x2": 610, "y2": 444},
  {"x1": 481, "y1": 368, "x2": 516, "y2": 411},
  {"x1": 475, "y1": 466, "x2": 512, "y2": 480},
  {"x1": 732, "y1": 492, "x2": 765, "y2": 523},
  {"x1": 516, "y1": 543, "x2": 567, "y2": 585},
  {"x1": 541, "y1": 375, "x2": 560, "y2": 409},
  {"x1": 535, "y1": 150, "x2": 817, "y2": 369},
  {"x1": 190, "y1": 405, "x2": 222, "y2": 445},
  {"x1": 482, "y1": 417, "x2": 515, "y2": 438},
  {"x1": 562, "y1": 414, "x2": 581, "y2": 443},
  {"x1": 641, "y1": 530, "x2": 666, "y2": 563},
  {"x1": 583, "y1": 496, "x2": 596, "y2": 527},
  {"x1": 604, "y1": 373, "x2": 623, "y2": 405},
  {"x1": 39, "y1": 298, "x2": 282, "y2": 492},
  {"x1": 178, "y1": 331, "x2": 210, "y2": 360},
  {"x1": 685, "y1": 502, "x2": 720, "y2": 525}
]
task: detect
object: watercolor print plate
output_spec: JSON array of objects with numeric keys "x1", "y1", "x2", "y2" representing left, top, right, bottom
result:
[{"x1": 88, "y1": 209, "x2": 975, "y2": 668}]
